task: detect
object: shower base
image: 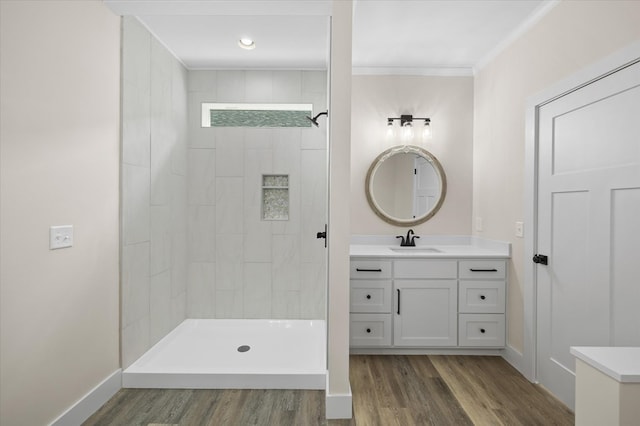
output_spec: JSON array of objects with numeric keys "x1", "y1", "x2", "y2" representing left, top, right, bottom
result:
[{"x1": 122, "y1": 319, "x2": 326, "y2": 389}]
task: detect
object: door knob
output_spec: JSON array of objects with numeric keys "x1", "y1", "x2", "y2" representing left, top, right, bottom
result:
[{"x1": 533, "y1": 254, "x2": 548, "y2": 265}]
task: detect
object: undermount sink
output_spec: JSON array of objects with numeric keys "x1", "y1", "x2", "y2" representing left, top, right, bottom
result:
[{"x1": 390, "y1": 247, "x2": 442, "y2": 253}]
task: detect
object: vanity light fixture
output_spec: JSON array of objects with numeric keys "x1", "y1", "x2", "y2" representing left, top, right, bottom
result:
[
  {"x1": 238, "y1": 37, "x2": 256, "y2": 50},
  {"x1": 387, "y1": 114, "x2": 432, "y2": 143}
]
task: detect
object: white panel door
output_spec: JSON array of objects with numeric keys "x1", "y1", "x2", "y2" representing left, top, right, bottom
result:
[
  {"x1": 536, "y1": 60, "x2": 640, "y2": 408},
  {"x1": 413, "y1": 155, "x2": 438, "y2": 218}
]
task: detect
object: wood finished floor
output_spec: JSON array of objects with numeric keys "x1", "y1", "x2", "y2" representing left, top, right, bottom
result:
[{"x1": 84, "y1": 355, "x2": 573, "y2": 426}]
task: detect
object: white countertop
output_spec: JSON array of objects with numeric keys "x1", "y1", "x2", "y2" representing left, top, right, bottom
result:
[
  {"x1": 571, "y1": 346, "x2": 640, "y2": 383},
  {"x1": 350, "y1": 235, "x2": 510, "y2": 259}
]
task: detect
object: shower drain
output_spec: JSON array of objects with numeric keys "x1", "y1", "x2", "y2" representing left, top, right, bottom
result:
[{"x1": 237, "y1": 345, "x2": 251, "y2": 353}]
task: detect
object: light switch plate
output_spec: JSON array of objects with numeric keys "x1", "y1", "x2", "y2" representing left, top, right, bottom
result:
[
  {"x1": 50, "y1": 225, "x2": 73, "y2": 249},
  {"x1": 515, "y1": 221, "x2": 524, "y2": 238}
]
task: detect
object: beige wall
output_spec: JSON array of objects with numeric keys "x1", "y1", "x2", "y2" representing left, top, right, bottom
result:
[
  {"x1": 0, "y1": 1, "x2": 121, "y2": 425},
  {"x1": 351, "y1": 75, "x2": 473, "y2": 235},
  {"x1": 473, "y1": 0, "x2": 640, "y2": 353}
]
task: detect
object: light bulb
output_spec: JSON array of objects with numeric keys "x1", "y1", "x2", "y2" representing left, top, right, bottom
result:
[
  {"x1": 422, "y1": 119, "x2": 432, "y2": 141},
  {"x1": 386, "y1": 123, "x2": 396, "y2": 140},
  {"x1": 401, "y1": 122, "x2": 414, "y2": 143}
]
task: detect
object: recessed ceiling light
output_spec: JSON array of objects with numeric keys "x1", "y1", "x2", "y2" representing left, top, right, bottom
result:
[{"x1": 238, "y1": 38, "x2": 255, "y2": 50}]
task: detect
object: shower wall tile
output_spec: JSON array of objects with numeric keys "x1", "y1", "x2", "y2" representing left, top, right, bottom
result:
[
  {"x1": 243, "y1": 148, "x2": 272, "y2": 262},
  {"x1": 272, "y1": 130, "x2": 301, "y2": 235},
  {"x1": 216, "y1": 71, "x2": 246, "y2": 102},
  {"x1": 272, "y1": 71, "x2": 302, "y2": 102},
  {"x1": 122, "y1": 79, "x2": 150, "y2": 167},
  {"x1": 216, "y1": 177, "x2": 243, "y2": 234},
  {"x1": 244, "y1": 128, "x2": 273, "y2": 150},
  {"x1": 215, "y1": 238, "x2": 243, "y2": 290},
  {"x1": 272, "y1": 291, "x2": 300, "y2": 319},
  {"x1": 171, "y1": 292, "x2": 186, "y2": 330},
  {"x1": 302, "y1": 71, "x2": 327, "y2": 94},
  {"x1": 171, "y1": 62, "x2": 189, "y2": 176},
  {"x1": 171, "y1": 232, "x2": 187, "y2": 297},
  {"x1": 188, "y1": 92, "x2": 217, "y2": 148},
  {"x1": 272, "y1": 235, "x2": 301, "y2": 293},
  {"x1": 301, "y1": 261, "x2": 327, "y2": 320},
  {"x1": 188, "y1": 148, "x2": 216, "y2": 205},
  {"x1": 300, "y1": 123, "x2": 327, "y2": 151},
  {"x1": 150, "y1": 154, "x2": 171, "y2": 206},
  {"x1": 123, "y1": 164, "x2": 150, "y2": 245},
  {"x1": 122, "y1": 316, "x2": 150, "y2": 369},
  {"x1": 215, "y1": 128, "x2": 244, "y2": 177},
  {"x1": 122, "y1": 17, "x2": 150, "y2": 86},
  {"x1": 300, "y1": 149, "x2": 327, "y2": 264},
  {"x1": 150, "y1": 205, "x2": 171, "y2": 275},
  {"x1": 184, "y1": 69, "x2": 328, "y2": 320},
  {"x1": 245, "y1": 71, "x2": 273, "y2": 103},
  {"x1": 243, "y1": 263, "x2": 272, "y2": 318},
  {"x1": 188, "y1": 205, "x2": 216, "y2": 261},
  {"x1": 187, "y1": 262, "x2": 215, "y2": 318},
  {"x1": 215, "y1": 289, "x2": 243, "y2": 319},
  {"x1": 243, "y1": 221, "x2": 272, "y2": 263},
  {"x1": 122, "y1": 242, "x2": 150, "y2": 327},
  {"x1": 150, "y1": 270, "x2": 172, "y2": 345},
  {"x1": 170, "y1": 174, "x2": 188, "y2": 235},
  {"x1": 122, "y1": 17, "x2": 189, "y2": 366},
  {"x1": 188, "y1": 70, "x2": 217, "y2": 94}
]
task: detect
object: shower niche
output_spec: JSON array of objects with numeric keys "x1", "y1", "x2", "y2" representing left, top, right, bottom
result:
[{"x1": 262, "y1": 175, "x2": 289, "y2": 221}]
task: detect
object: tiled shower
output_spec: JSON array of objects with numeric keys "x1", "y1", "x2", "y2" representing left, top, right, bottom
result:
[{"x1": 120, "y1": 17, "x2": 328, "y2": 367}]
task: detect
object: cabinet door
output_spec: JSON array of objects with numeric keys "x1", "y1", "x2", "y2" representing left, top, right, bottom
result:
[{"x1": 393, "y1": 280, "x2": 457, "y2": 347}]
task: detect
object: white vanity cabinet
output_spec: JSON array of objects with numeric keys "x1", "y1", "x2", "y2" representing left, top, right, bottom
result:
[
  {"x1": 349, "y1": 255, "x2": 507, "y2": 351},
  {"x1": 457, "y1": 260, "x2": 506, "y2": 347},
  {"x1": 349, "y1": 260, "x2": 392, "y2": 347},
  {"x1": 393, "y1": 260, "x2": 458, "y2": 347}
]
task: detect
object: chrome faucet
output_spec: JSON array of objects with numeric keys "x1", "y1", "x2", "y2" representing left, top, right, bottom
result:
[{"x1": 396, "y1": 229, "x2": 420, "y2": 247}]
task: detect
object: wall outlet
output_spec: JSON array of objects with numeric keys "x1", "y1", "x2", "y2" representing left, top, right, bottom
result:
[
  {"x1": 475, "y1": 217, "x2": 483, "y2": 232},
  {"x1": 515, "y1": 221, "x2": 524, "y2": 238},
  {"x1": 50, "y1": 225, "x2": 73, "y2": 249}
]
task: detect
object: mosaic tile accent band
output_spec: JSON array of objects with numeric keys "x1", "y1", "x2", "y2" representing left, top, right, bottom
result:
[{"x1": 211, "y1": 109, "x2": 312, "y2": 127}]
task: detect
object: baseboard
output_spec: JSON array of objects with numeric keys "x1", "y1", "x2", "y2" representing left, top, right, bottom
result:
[
  {"x1": 325, "y1": 376, "x2": 352, "y2": 419},
  {"x1": 50, "y1": 369, "x2": 121, "y2": 426},
  {"x1": 502, "y1": 344, "x2": 526, "y2": 377}
]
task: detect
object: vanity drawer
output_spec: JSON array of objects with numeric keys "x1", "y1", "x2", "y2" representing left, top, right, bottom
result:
[
  {"x1": 350, "y1": 280, "x2": 392, "y2": 313},
  {"x1": 394, "y1": 260, "x2": 457, "y2": 279},
  {"x1": 458, "y1": 260, "x2": 506, "y2": 279},
  {"x1": 350, "y1": 260, "x2": 392, "y2": 279},
  {"x1": 350, "y1": 314, "x2": 392, "y2": 347},
  {"x1": 458, "y1": 314, "x2": 505, "y2": 347},
  {"x1": 459, "y1": 281, "x2": 505, "y2": 314}
]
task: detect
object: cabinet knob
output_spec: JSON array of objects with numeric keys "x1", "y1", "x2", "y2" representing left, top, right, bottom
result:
[
  {"x1": 480, "y1": 328, "x2": 486, "y2": 334},
  {"x1": 366, "y1": 294, "x2": 371, "y2": 300},
  {"x1": 366, "y1": 328, "x2": 371, "y2": 333},
  {"x1": 480, "y1": 295, "x2": 486, "y2": 300}
]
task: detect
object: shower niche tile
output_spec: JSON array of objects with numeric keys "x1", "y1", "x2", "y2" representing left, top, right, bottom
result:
[{"x1": 262, "y1": 175, "x2": 289, "y2": 221}]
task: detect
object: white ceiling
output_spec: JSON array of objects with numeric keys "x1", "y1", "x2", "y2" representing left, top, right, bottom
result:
[{"x1": 105, "y1": 0, "x2": 550, "y2": 73}]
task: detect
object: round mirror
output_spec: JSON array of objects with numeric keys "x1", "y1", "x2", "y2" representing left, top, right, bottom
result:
[{"x1": 365, "y1": 145, "x2": 446, "y2": 226}]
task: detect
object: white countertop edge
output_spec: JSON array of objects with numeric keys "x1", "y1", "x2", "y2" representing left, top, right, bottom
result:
[
  {"x1": 571, "y1": 346, "x2": 640, "y2": 383},
  {"x1": 349, "y1": 235, "x2": 511, "y2": 258}
]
